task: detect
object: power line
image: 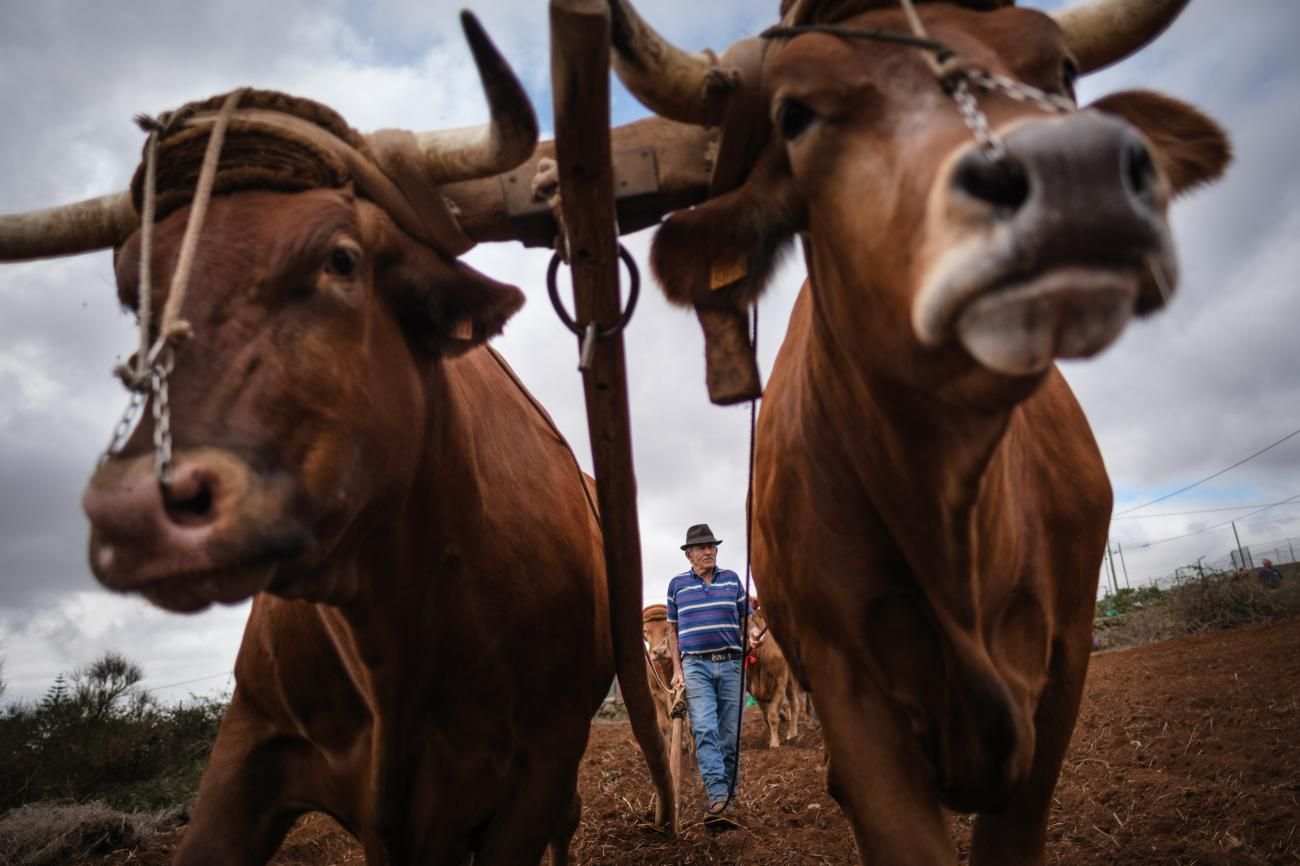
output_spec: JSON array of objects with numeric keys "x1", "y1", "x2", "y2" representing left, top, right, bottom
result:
[
  {"x1": 144, "y1": 670, "x2": 232, "y2": 694},
  {"x1": 1111, "y1": 499, "x2": 1300, "y2": 520},
  {"x1": 1125, "y1": 492, "x2": 1300, "y2": 550},
  {"x1": 1112, "y1": 426, "x2": 1300, "y2": 517}
]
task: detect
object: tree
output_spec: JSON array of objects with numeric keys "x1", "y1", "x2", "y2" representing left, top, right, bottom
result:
[{"x1": 72, "y1": 652, "x2": 148, "y2": 722}]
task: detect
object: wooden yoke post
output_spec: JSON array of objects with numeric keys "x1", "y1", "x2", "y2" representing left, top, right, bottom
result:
[{"x1": 549, "y1": 0, "x2": 677, "y2": 833}]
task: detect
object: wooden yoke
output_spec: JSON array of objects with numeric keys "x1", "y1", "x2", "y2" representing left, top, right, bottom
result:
[{"x1": 549, "y1": 0, "x2": 677, "y2": 833}]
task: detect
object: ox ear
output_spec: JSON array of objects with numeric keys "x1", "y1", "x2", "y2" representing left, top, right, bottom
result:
[
  {"x1": 649, "y1": 150, "x2": 803, "y2": 405},
  {"x1": 650, "y1": 148, "x2": 803, "y2": 311},
  {"x1": 386, "y1": 248, "x2": 525, "y2": 357},
  {"x1": 1088, "y1": 90, "x2": 1232, "y2": 197}
]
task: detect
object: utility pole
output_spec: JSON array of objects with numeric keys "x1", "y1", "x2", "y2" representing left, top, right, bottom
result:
[
  {"x1": 1105, "y1": 539, "x2": 1120, "y2": 594},
  {"x1": 1116, "y1": 541, "x2": 1131, "y2": 588},
  {"x1": 1290, "y1": 538, "x2": 1296, "y2": 564},
  {"x1": 1231, "y1": 521, "x2": 1247, "y2": 570}
]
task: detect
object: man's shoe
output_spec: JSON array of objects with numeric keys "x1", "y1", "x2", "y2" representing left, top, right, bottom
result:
[{"x1": 706, "y1": 800, "x2": 727, "y2": 816}]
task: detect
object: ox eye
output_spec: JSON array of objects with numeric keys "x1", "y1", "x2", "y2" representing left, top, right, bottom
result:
[
  {"x1": 776, "y1": 99, "x2": 817, "y2": 141},
  {"x1": 326, "y1": 245, "x2": 361, "y2": 278},
  {"x1": 1061, "y1": 58, "x2": 1079, "y2": 101}
]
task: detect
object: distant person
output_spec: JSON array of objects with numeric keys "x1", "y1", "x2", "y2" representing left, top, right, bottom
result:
[
  {"x1": 1257, "y1": 559, "x2": 1283, "y2": 588},
  {"x1": 667, "y1": 523, "x2": 749, "y2": 817}
]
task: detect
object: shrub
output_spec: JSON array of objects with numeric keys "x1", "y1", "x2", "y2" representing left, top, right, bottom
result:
[
  {"x1": 1095, "y1": 584, "x2": 1165, "y2": 619},
  {"x1": 1100, "y1": 572, "x2": 1300, "y2": 649},
  {"x1": 0, "y1": 653, "x2": 226, "y2": 812}
]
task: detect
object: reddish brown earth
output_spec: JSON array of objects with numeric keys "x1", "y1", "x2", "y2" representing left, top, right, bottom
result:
[{"x1": 94, "y1": 618, "x2": 1299, "y2": 865}]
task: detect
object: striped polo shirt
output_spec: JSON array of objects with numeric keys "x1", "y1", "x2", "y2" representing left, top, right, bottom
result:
[{"x1": 666, "y1": 567, "x2": 748, "y2": 656}]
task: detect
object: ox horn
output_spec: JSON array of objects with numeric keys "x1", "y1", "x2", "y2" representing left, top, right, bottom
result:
[
  {"x1": 1053, "y1": 0, "x2": 1191, "y2": 75},
  {"x1": 606, "y1": 0, "x2": 738, "y2": 127},
  {"x1": 0, "y1": 191, "x2": 138, "y2": 262},
  {"x1": 404, "y1": 11, "x2": 539, "y2": 184}
]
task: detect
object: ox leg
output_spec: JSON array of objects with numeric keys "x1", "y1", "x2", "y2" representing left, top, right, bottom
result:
[
  {"x1": 763, "y1": 698, "x2": 782, "y2": 749},
  {"x1": 969, "y1": 639, "x2": 1090, "y2": 866},
  {"x1": 474, "y1": 760, "x2": 581, "y2": 866},
  {"x1": 814, "y1": 662, "x2": 955, "y2": 865},
  {"x1": 786, "y1": 679, "x2": 800, "y2": 741},
  {"x1": 544, "y1": 790, "x2": 582, "y2": 866},
  {"x1": 173, "y1": 694, "x2": 325, "y2": 866}
]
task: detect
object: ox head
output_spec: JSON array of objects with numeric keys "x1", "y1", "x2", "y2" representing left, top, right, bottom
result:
[
  {"x1": 748, "y1": 603, "x2": 769, "y2": 645},
  {"x1": 0, "y1": 14, "x2": 536, "y2": 613},
  {"x1": 611, "y1": 0, "x2": 1230, "y2": 402},
  {"x1": 643, "y1": 604, "x2": 672, "y2": 661}
]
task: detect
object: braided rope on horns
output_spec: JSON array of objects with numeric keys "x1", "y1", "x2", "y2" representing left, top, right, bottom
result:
[
  {"x1": 642, "y1": 604, "x2": 669, "y2": 624},
  {"x1": 128, "y1": 89, "x2": 472, "y2": 257},
  {"x1": 128, "y1": 89, "x2": 363, "y2": 224}
]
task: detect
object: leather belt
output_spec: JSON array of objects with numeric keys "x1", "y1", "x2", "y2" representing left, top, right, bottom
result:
[{"x1": 689, "y1": 650, "x2": 742, "y2": 662}]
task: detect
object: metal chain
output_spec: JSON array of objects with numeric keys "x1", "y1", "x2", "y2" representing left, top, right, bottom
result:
[
  {"x1": 149, "y1": 349, "x2": 176, "y2": 486},
  {"x1": 102, "y1": 391, "x2": 146, "y2": 463},
  {"x1": 968, "y1": 70, "x2": 1076, "y2": 114},
  {"x1": 951, "y1": 73, "x2": 1075, "y2": 162},
  {"x1": 951, "y1": 78, "x2": 1008, "y2": 162}
]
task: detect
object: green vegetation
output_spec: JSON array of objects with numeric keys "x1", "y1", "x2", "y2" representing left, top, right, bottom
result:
[
  {"x1": 0, "y1": 652, "x2": 225, "y2": 813},
  {"x1": 1094, "y1": 584, "x2": 1165, "y2": 619},
  {"x1": 1096, "y1": 569, "x2": 1300, "y2": 650}
]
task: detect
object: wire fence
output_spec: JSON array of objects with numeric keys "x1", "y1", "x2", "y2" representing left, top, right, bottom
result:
[{"x1": 1101, "y1": 535, "x2": 1300, "y2": 596}]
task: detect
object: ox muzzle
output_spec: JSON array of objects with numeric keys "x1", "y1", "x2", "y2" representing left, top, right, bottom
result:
[
  {"x1": 83, "y1": 448, "x2": 311, "y2": 612},
  {"x1": 915, "y1": 110, "x2": 1174, "y2": 376}
]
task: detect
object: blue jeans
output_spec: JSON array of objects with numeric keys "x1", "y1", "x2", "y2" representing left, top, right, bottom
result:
[{"x1": 682, "y1": 655, "x2": 744, "y2": 803}]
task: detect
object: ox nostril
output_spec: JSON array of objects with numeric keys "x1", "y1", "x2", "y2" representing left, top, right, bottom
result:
[
  {"x1": 163, "y1": 475, "x2": 216, "y2": 527},
  {"x1": 1121, "y1": 135, "x2": 1157, "y2": 207},
  {"x1": 952, "y1": 150, "x2": 1029, "y2": 215}
]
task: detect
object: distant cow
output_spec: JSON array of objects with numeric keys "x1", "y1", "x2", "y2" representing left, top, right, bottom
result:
[
  {"x1": 0, "y1": 15, "x2": 672, "y2": 864},
  {"x1": 745, "y1": 604, "x2": 803, "y2": 748},
  {"x1": 608, "y1": 0, "x2": 1230, "y2": 862},
  {"x1": 643, "y1": 603, "x2": 691, "y2": 752}
]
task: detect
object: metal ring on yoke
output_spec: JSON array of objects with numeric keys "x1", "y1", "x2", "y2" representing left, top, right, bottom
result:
[{"x1": 546, "y1": 243, "x2": 641, "y2": 339}]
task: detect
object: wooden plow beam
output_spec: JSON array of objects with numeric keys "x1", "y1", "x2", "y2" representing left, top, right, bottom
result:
[{"x1": 548, "y1": 0, "x2": 678, "y2": 833}]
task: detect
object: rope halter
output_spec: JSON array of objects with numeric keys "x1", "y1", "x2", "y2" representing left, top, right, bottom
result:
[
  {"x1": 105, "y1": 89, "x2": 246, "y2": 489},
  {"x1": 761, "y1": 0, "x2": 1077, "y2": 163}
]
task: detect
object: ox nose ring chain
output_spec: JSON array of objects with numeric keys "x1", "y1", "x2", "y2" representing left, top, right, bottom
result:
[{"x1": 104, "y1": 343, "x2": 177, "y2": 488}]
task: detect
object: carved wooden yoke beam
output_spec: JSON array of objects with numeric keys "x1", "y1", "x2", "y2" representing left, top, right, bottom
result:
[
  {"x1": 548, "y1": 0, "x2": 677, "y2": 834},
  {"x1": 443, "y1": 117, "x2": 715, "y2": 248}
]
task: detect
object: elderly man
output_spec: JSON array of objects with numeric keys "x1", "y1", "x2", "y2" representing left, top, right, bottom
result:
[{"x1": 667, "y1": 523, "x2": 749, "y2": 816}]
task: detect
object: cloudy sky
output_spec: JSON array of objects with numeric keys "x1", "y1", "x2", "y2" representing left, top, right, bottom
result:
[{"x1": 1, "y1": 0, "x2": 1297, "y2": 705}]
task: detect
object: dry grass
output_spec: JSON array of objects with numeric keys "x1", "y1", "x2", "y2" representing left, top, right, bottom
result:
[
  {"x1": 0, "y1": 801, "x2": 184, "y2": 866},
  {"x1": 1099, "y1": 575, "x2": 1300, "y2": 650}
]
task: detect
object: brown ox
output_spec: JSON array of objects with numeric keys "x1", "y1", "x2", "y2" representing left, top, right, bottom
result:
[
  {"x1": 745, "y1": 604, "x2": 804, "y2": 748},
  {"x1": 0, "y1": 16, "x2": 671, "y2": 865},
  {"x1": 608, "y1": 0, "x2": 1230, "y2": 863},
  {"x1": 643, "y1": 603, "x2": 690, "y2": 749}
]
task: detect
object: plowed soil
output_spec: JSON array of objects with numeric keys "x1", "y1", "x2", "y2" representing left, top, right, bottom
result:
[{"x1": 94, "y1": 618, "x2": 1299, "y2": 865}]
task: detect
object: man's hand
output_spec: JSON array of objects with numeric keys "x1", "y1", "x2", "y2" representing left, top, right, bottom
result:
[{"x1": 671, "y1": 669, "x2": 684, "y2": 690}]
